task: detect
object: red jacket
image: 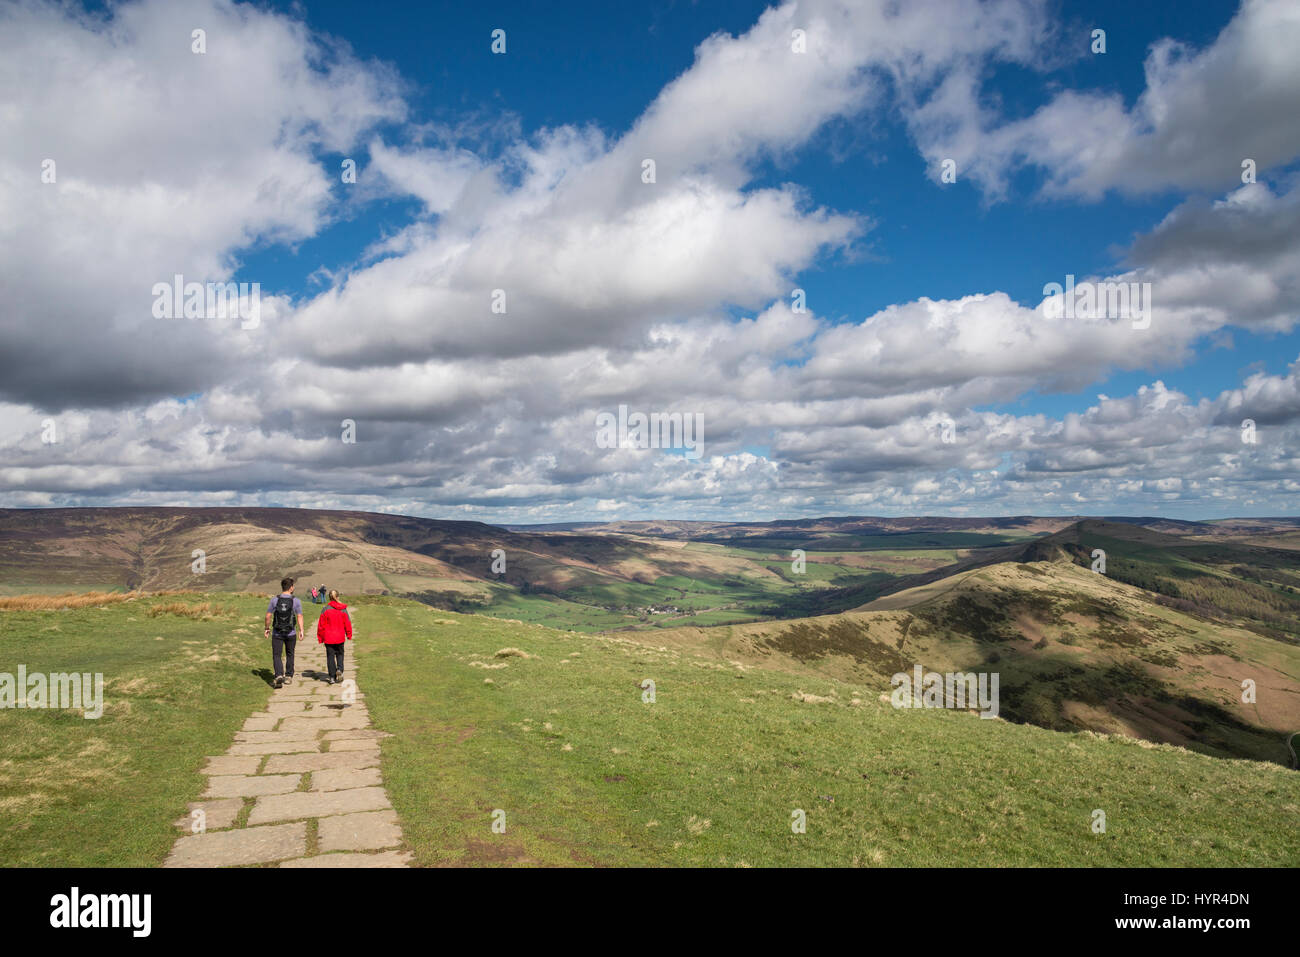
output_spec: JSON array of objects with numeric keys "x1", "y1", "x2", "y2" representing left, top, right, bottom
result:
[{"x1": 316, "y1": 601, "x2": 352, "y2": 644}]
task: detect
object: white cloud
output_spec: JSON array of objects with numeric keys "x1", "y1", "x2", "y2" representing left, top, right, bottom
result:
[
  {"x1": 910, "y1": 0, "x2": 1300, "y2": 199},
  {"x1": 0, "y1": 0, "x2": 405, "y2": 408},
  {"x1": 2, "y1": 0, "x2": 1298, "y2": 519}
]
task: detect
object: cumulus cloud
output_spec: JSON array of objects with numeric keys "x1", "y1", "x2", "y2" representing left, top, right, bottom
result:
[
  {"x1": 909, "y1": 0, "x2": 1300, "y2": 199},
  {"x1": 0, "y1": 0, "x2": 405, "y2": 409},
  {"x1": 2, "y1": 0, "x2": 1298, "y2": 520}
]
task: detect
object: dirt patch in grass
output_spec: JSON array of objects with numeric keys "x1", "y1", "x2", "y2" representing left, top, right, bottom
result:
[
  {"x1": 458, "y1": 838, "x2": 540, "y2": 866},
  {"x1": 148, "y1": 601, "x2": 237, "y2": 620}
]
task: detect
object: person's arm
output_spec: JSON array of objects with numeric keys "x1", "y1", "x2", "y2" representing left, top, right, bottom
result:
[
  {"x1": 344, "y1": 611, "x2": 353, "y2": 640},
  {"x1": 297, "y1": 612, "x2": 305, "y2": 637},
  {"x1": 264, "y1": 609, "x2": 272, "y2": 637}
]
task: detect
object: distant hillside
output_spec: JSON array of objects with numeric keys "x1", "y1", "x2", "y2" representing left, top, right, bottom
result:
[
  {"x1": 513, "y1": 513, "x2": 1290, "y2": 542},
  {"x1": 655, "y1": 557, "x2": 1300, "y2": 765},
  {"x1": 4, "y1": 508, "x2": 1297, "y2": 652},
  {"x1": 0, "y1": 506, "x2": 751, "y2": 597},
  {"x1": 1023, "y1": 519, "x2": 1300, "y2": 644},
  {"x1": 0, "y1": 507, "x2": 947, "y2": 630}
]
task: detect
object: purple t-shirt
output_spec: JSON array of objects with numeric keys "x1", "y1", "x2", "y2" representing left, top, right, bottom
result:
[{"x1": 267, "y1": 594, "x2": 303, "y2": 636}]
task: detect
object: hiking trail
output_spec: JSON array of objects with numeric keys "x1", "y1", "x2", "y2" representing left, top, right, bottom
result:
[{"x1": 164, "y1": 621, "x2": 409, "y2": 867}]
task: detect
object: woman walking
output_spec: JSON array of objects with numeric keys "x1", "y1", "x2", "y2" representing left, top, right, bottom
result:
[{"x1": 316, "y1": 590, "x2": 352, "y2": 684}]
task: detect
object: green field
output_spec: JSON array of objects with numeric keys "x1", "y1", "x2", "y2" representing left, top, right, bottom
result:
[
  {"x1": 0, "y1": 594, "x2": 272, "y2": 866},
  {"x1": 363, "y1": 597, "x2": 1300, "y2": 866},
  {"x1": 4, "y1": 592, "x2": 1297, "y2": 867},
  {"x1": 415, "y1": 543, "x2": 962, "y2": 634}
]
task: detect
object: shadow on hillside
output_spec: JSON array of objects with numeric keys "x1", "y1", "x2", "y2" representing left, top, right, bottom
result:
[
  {"x1": 977, "y1": 646, "x2": 1289, "y2": 766},
  {"x1": 763, "y1": 612, "x2": 1293, "y2": 766}
]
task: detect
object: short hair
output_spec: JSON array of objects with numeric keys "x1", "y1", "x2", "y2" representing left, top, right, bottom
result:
[
  {"x1": 281, "y1": 577, "x2": 295, "y2": 592},
  {"x1": 328, "y1": 589, "x2": 339, "y2": 601}
]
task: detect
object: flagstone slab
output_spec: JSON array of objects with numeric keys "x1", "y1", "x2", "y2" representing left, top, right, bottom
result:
[
  {"x1": 203, "y1": 773, "x2": 302, "y2": 798},
  {"x1": 235, "y1": 730, "x2": 322, "y2": 743},
  {"x1": 242, "y1": 717, "x2": 278, "y2": 732},
  {"x1": 267, "y1": 701, "x2": 308, "y2": 713},
  {"x1": 166, "y1": 822, "x2": 307, "y2": 867},
  {"x1": 174, "y1": 798, "x2": 243, "y2": 832},
  {"x1": 323, "y1": 729, "x2": 390, "y2": 741},
  {"x1": 279, "y1": 714, "x2": 370, "y2": 733},
  {"x1": 328, "y1": 737, "x2": 385, "y2": 752},
  {"x1": 311, "y1": 766, "x2": 382, "y2": 792},
  {"x1": 280, "y1": 850, "x2": 409, "y2": 868},
  {"x1": 317, "y1": 810, "x2": 401, "y2": 851},
  {"x1": 203, "y1": 754, "x2": 263, "y2": 776},
  {"x1": 262, "y1": 749, "x2": 381, "y2": 774},
  {"x1": 228, "y1": 740, "x2": 321, "y2": 756},
  {"x1": 247, "y1": 786, "x2": 390, "y2": 825},
  {"x1": 310, "y1": 703, "x2": 368, "y2": 714}
]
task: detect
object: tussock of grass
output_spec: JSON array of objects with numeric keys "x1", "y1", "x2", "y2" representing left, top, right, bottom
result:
[
  {"x1": 146, "y1": 601, "x2": 236, "y2": 620},
  {"x1": 494, "y1": 647, "x2": 535, "y2": 659},
  {"x1": 790, "y1": 690, "x2": 836, "y2": 704}
]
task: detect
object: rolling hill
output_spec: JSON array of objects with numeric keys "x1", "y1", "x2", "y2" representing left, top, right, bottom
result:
[
  {"x1": 0, "y1": 507, "x2": 1011, "y2": 628},
  {"x1": 3, "y1": 507, "x2": 1297, "y2": 767},
  {"x1": 643, "y1": 545, "x2": 1300, "y2": 764},
  {"x1": 2, "y1": 589, "x2": 1296, "y2": 866}
]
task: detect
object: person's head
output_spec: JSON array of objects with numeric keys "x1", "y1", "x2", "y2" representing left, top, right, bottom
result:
[
  {"x1": 328, "y1": 589, "x2": 340, "y2": 602},
  {"x1": 281, "y1": 577, "x2": 295, "y2": 593}
]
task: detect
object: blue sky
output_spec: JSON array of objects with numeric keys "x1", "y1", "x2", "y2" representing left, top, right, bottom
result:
[
  {"x1": 3, "y1": 0, "x2": 1299, "y2": 520},
  {"x1": 239, "y1": 0, "x2": 1292, "y2": 417}
]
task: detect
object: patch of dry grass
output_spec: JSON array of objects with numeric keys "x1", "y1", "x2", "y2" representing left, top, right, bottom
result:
[{"x1": 0, "y1": 591, "x2": 136, "y2": 611}]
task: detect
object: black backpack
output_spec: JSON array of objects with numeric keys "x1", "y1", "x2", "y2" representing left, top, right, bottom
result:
[{"x1": 272, "y1": 595, "x2": 295, "y2": 634}]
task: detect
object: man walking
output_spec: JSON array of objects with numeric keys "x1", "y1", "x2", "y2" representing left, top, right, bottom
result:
[{"x1": 265, "y1": 577, "x2": 305, "y2": 689}]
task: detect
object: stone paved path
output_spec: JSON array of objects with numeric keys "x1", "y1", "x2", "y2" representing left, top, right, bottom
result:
[{"x1": 165, "y1": 622, "x2": 410, "y2": 867}]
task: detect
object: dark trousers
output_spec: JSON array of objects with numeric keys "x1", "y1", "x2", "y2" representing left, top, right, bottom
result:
[
  {"x1": 325, "y1": 642, "x2": 345, "y2": 678},
  {"x1": 272, "y1": 633, "x2": 297, "y2": 678}
]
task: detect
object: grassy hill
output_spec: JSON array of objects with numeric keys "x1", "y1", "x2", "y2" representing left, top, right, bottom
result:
[
  {"x1": 641, "y1": 555, "x2": 1300, "y2": 764},
  {"x1": 8, "y1": 509, "x2": 1297, "y2": 637},
  {"x1": 4, "y1": 508, "x2": 1297, "y2": 769},
  {"x1": 1031, "y1": 519, "x2": 1300, "y2": 644},
  {"x1": 0, "y1": 507, "x2": 996, "y2": 630},
  {"x1": 3, "y1": 591, "x2": 1296, "y2": 867}
]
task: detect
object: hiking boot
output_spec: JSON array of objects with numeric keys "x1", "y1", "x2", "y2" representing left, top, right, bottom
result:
[
  {"x1": 284, "y1": 675, "x2": 293, "y2": 685},
  {"x1": 273, "y1": 675, "x2": 284, "y2": 689}
]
